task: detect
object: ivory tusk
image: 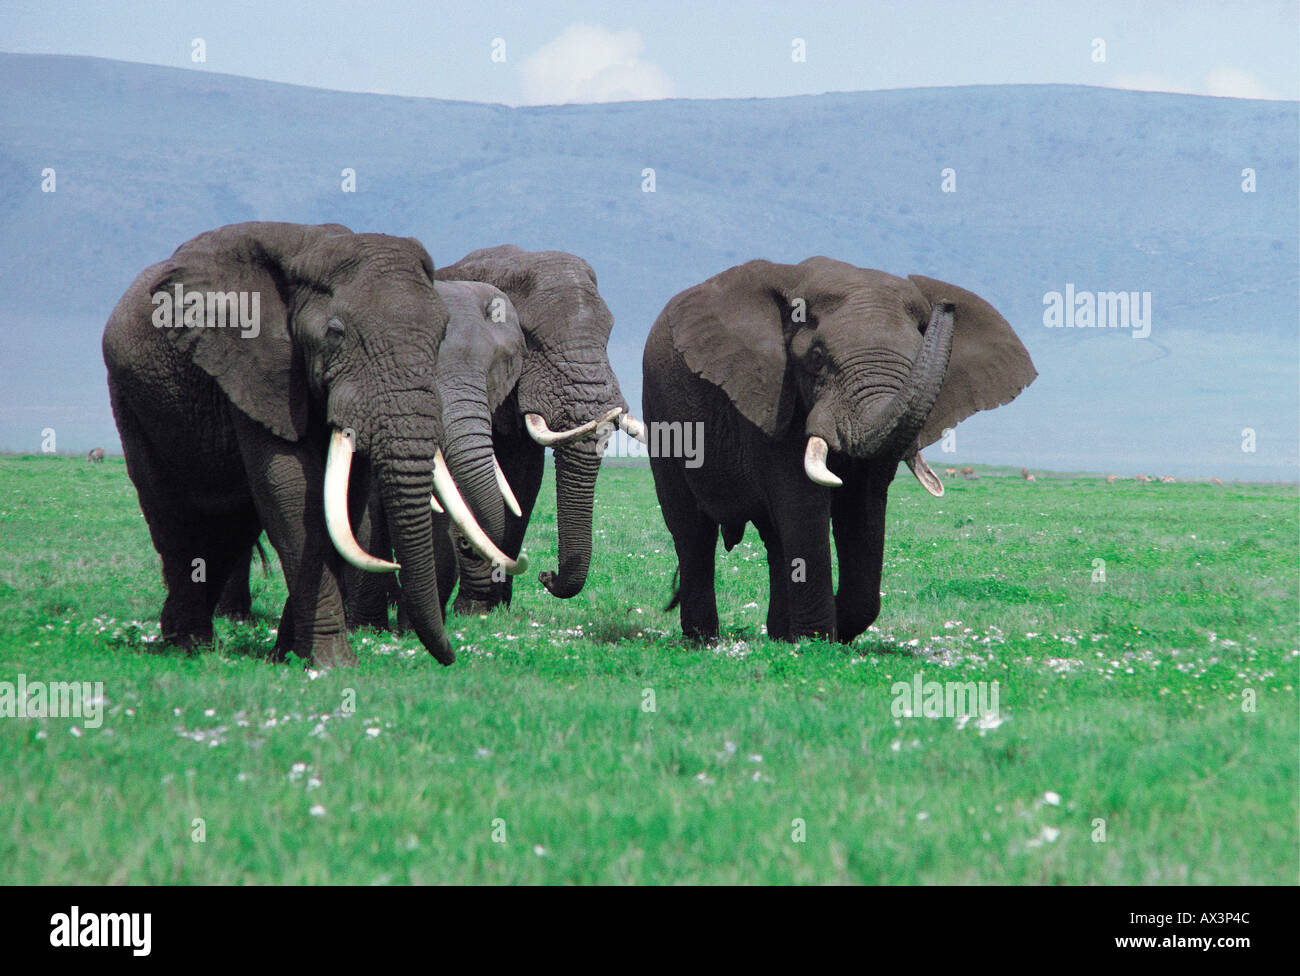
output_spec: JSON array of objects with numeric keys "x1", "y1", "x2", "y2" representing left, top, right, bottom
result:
[
  {"x1": 524, "y1": 407, "x2": 623, "y2": 447},
  {"x1": 905, "y1": 451, "x2": 945, "y2": 497},
  {"x1": 432, "y1": 449, "x2": 529, "y2": 575},
  {"x1": 429, "y1": 493, "x2": 444, "y2": 514},
  {"x1": 324, "y1": 428, "x2": 400, "y2": 572},
  {"x1": 618, "y1": 412, "x2": 649, "y2": 445},
  {"x1": 803, "y1": 436, "x2": 843, "y2": 488},
  {"x1": 494, "y1": 456, "x2": 522, "y2": 518}
]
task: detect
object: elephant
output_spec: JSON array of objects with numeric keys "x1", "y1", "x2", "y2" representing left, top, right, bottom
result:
[
  {"x1": 103, "y1": 221, "x2": 524, "y2": 668},
  {"x1": 212, "y1": 538, "x2": 272, "y2": 621},
  {"x1": 341, "y1": 279, "x2": 527, "y2": 629},
  {"x1": 641, "y1": 258, "x2": 1037, "y2": 644},
  {"x1": 432, "y1": 246, "x2": 645, "y2": 613}
]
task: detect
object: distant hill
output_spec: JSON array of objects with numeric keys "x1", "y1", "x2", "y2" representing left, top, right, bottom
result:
[{"x1": 1, "y1": 53, "x2": 1296, "y2": 479}]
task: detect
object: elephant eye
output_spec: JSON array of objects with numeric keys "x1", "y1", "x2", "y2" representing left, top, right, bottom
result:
[
  {"x1": 805, "y1": 343, "x2": 826, "y2": 371},
  {"x1": 326, "y1": 317, "x2": 345, "y2": 336}
]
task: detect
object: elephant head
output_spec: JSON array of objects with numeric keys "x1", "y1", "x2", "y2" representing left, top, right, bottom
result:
[
  {"x1": 148, "y1": 222, "x2": 523, "y2": 663},
  {"x1": 436, "y1": 246, "x2": 641, "y2": 599},
  {"x1": 338, "y1": 278, "x2": 529, "y2": 632},
  {"x1": 668, "y1": 258, "x2": 1037, "y2": 488},
  {"x1": 433, "y1": 279, "x2": 526, "y2": 545}
]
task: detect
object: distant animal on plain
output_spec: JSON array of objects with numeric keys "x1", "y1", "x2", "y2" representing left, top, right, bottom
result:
[
  {"x1": 1211, "y1": 477, "x2": 1223, "y2": 485},
  {"x1": 1159, "y1": 476, "x2": 1176, "y2": 483},
  {"x1": 1135, "y1": 474, "x2": 1149, "y2": 483},
  {"x1": 87, "y1": 447, "x2": 105, "y2": 463},
  {"x1": 961, "y1": 466, "x2": 978, "y2": 480},
  {"x1": 1020, "y1": 467, "x2": 1036, "y2": 482},
  {"x1": 943, "y1": 467, "x2": 957, "y2": 476},
  {"x1": 1105, "y1": 474, "x2": 1118, "y2": 483}
]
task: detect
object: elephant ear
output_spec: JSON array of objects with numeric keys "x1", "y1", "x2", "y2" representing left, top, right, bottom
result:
[
  {"x1": 908, "y1": 275, "x2": 1038, "y2": 450},
  {"x1": 485, "y1": 314, "x2": 525, "y2": 416},
  {"x1": 154, "y1": 223, "x2": 324, "y2": 441},
  {"x1": 669, "y1": 260, "x2": 802, "y2": 437}
]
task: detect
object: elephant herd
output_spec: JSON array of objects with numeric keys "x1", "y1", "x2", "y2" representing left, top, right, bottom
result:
[{"x1": 103, "y1": 222, "x2": 1036, "y2": 668}]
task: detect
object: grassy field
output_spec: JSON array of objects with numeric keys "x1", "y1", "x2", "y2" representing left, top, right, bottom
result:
[{"x1": 1, "y1": 455, "x2": 1296, "y2": 884}]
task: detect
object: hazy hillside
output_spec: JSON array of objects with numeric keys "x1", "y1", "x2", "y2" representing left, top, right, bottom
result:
[{"x1": 1, "y1": 53, "x2": 1296, "y2": 478}]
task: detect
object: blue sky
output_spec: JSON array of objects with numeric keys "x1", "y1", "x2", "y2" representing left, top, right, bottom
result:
[{"x1": 1, "y1": 0, "x2": 1296, "y2": 104}]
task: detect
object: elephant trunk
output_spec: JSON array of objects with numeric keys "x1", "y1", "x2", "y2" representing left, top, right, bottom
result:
[
  {"x1": 441, "y1": 383, "x2": 506, "y2": 544},
  {"x1": 540, "y1": 438, "x2": 603, "y2": 598},
  {"x1": 809, "y1": 301, "x2": 955, "y2": 477},
  {"x1": 452, "y1": 533, "x2": 499, "y2": 608},
  {"x1": 374, "y1": 430, "x2": 454, "y2": 666}
]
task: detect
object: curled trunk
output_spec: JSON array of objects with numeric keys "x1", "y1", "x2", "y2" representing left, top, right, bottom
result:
[
  {"x1": 862, "y1": 301, "x2": 955, "y2": 459},
  {"x1": 811, "y1": 301, "x2": 956, "y2": 466}
]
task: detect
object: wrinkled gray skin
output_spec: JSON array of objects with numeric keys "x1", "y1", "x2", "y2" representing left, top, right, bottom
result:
[
  {"x1": 104, "y1": 221, "x2": 461, "y2": 667},
  {"x1": 434, "y1": 246, "x2": 629, "y2": 613},
  {"x1": 343, "y1": 280, "x2": 526, "y2": 629},
  {"x1": 643, "y1": 258, "x2": 1037, "y2": 644}
]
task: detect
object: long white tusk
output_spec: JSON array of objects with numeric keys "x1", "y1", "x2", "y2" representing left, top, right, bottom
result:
[
  {"x1": 905, "y1": 451, "x2": 945, "y2": 497},
  {"x1": 618, "y1": 412, "x2": 649, "y2": 445},
  {"x1": 325, "y1": 428, "x2": 399, "y2": 573},
  {"x1": 430, "y1": 493, "x2": 444, "y2": 514},
  {"x1": 494, "y1": 456, "x2": 522, "y2": 517},
  {"x1": 803, "y1": 436, "x2": 842, "y2": 488},
  {"x1": 432, "y1": 449, "x2": 529, "y2": 575},
  {"x1": 524, "y1": 407, "x2": 623, "y2": 447}
]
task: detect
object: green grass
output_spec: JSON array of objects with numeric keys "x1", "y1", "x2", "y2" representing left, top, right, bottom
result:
[{"x1": 1, "y1": 455, "x2": 1296, "y2": 884}]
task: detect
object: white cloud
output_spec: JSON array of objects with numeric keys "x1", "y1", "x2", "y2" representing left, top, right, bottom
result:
[
  {"x1": 1110, "y1": 67, "x2": 1287, "y2": 101},
  {"x1": 1204, "y1": 66, "x2": 1282, "y2": 101},
  {"x1": 519, "y1": 24, "x2": 673, "y2": 105}
]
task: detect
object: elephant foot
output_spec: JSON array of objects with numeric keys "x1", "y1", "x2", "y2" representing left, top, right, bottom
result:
[
  {"x1": 306, "y1": 633, "x2": 358, "y2": 670},
  {"x1": 346, "y1": 611, "x2": 390, "y2": 633},
  {"x1": 452, "y1": 593, "x2": 502, "y2": 617},
  {"x1": 161, "y1": 600, "x2": 212, "y2": 651},
  {"x1": 271, "y1": 625, "x2": 356, "y2": 669},
  {"x1": 162, "y1": 631, "x2": 211, "y2": 654},
  {"x1": 681, "y1": 625, "x2": 720, "y2": 645}
]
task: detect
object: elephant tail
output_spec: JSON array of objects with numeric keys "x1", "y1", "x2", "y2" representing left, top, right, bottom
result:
[
  {"x1": 665, "y1": 567, "x2": 681, "y2": 611},
  {"x1": 253, "y1": 537, "x2": 272, "y2": 577}
]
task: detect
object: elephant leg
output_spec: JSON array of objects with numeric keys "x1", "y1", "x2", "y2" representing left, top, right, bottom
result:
[
  {"x1": 112, "y1": 399, "x2": 215, "y2": 648},
  {"x1": 753, "y1": 516, "x2": 791, "y2": 640},
  {"x1": 772, "y1": 497, "x2": 836, "y2": 643},
  {"x1": 433, "y1": 514, "x2": 458, "y2": 614},
  {"x1": 495, "y1": 440, "x2": 545, "y2": 607},
  {"x1": 271, "y1": 597, "x2": 295, "y2": 663},
  {"x1": 832, "y1": 477, "x2": 889, "y2": 644},
  {"x1": 346, "y1": 489, "x2": 393, "y2": 631},
  {"x1": 652, "y1": 457, "x2": 719, "y2": 642},
  {"x1": 671, "y1": 511, "x2": 720, "y2": 642},
  {"x1": 202, "y1": 514, "x2": 263, "y2": 620},
  {"x1": 233, "y1": 415, "x2": 355, "y2": 668},
  {"x1": 453, "y1": 437, "x2": 542, "y2": 614},
  {"x1": 214, "y1": 541, "x2": 255, "y2": 620},
  {"x1": 451, "y1": 539, "x2": 498, "y2": 616}
]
